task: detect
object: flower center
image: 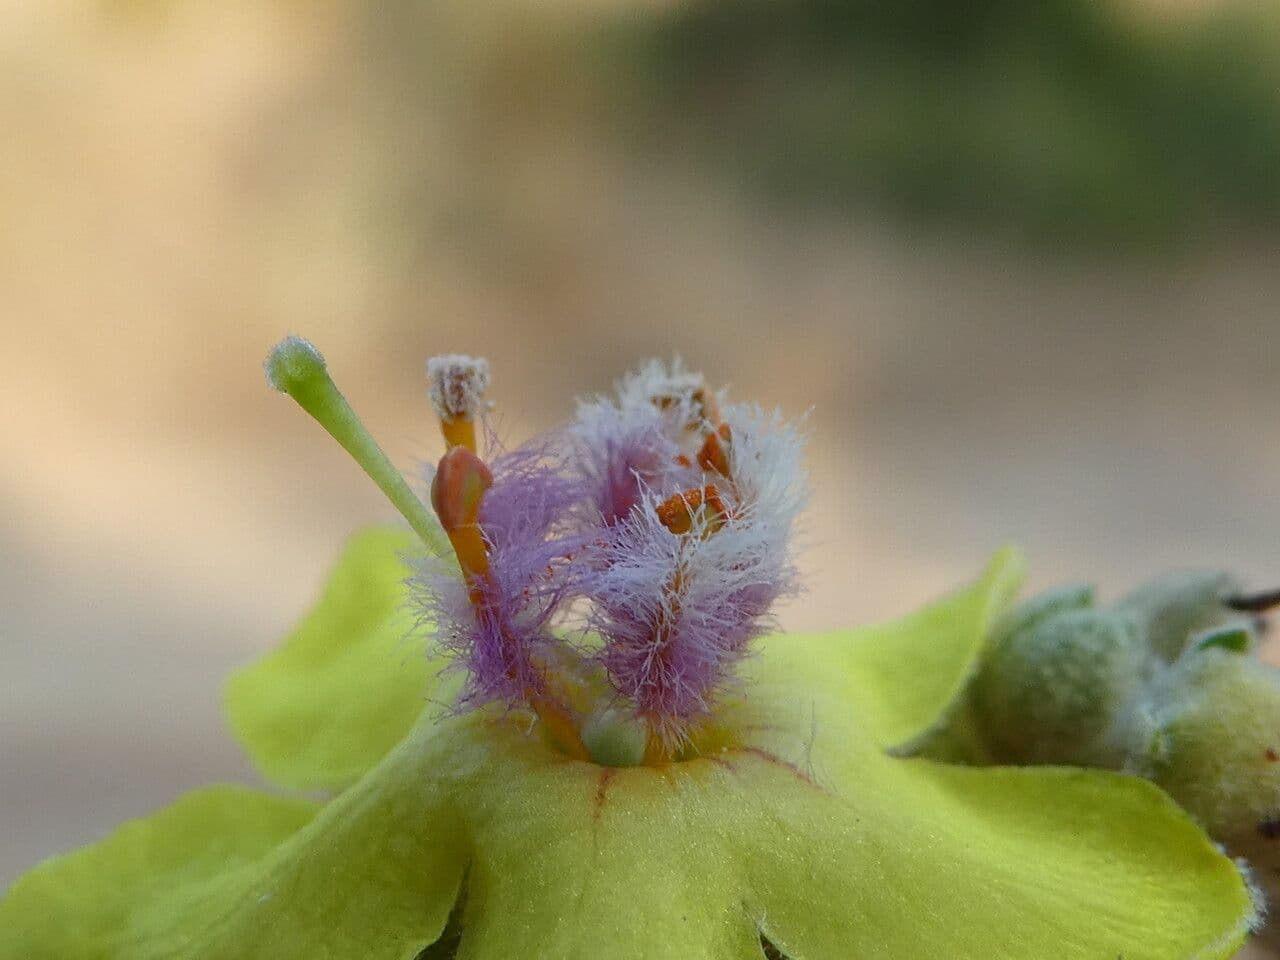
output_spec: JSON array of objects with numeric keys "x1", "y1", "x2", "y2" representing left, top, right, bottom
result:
[{"x1": 266, "y1": 339, "x2": 804, "y2": 772}]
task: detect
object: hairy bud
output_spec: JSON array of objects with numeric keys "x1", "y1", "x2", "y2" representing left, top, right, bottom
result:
[
  {"x1": 1133, "y1": 648, "x2": 1280, "y2": 840},
  {"x1": 973, "y1": 602, "x2": 1145, "y2": 766}
]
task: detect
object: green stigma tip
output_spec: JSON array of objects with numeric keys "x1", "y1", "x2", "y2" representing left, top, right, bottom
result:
[
  {"x1": 265, "y1": 336, "x2": 327, "y2": 394},
  {"x1": 264, "y1": 336, "x2": 451, "y2": 558}
]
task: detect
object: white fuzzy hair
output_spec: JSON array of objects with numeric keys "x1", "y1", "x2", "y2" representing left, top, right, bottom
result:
[
  {"x1": 614, "y1": 356, "x2": 724, "y2": 431},
  {"x1": 718, "y1": 401, "x2": 809, "y2": 545},
  {"x1": 426, "y1": 353, "x2": 491, "y2": 421}
]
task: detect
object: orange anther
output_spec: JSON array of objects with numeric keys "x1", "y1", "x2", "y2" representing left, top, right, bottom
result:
[
  {"x1": 696, "y1": 423, "x2": 732, "y2": 478},
  {"x1": 431, "y1": 446, "x2": 494, "y2": 582},
  {"x1": 651, "y1": 383, "x2": 720, "y2": 430},
  {"x1": 655, "y1": 484, "x2": 729, "y2": 536},
  {"x1": 693, "y1": 387, "x2": 721, "y2": 428},
  {"x1": 431, "y1": 446, "x2": 492, "y2": 531}
]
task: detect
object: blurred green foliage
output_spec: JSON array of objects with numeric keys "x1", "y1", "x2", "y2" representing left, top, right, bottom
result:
[{"x1": 604, "y1": 0, "x2": 1280, "y2": 244}]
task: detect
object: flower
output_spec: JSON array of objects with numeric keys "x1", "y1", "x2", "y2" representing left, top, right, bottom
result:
[{"x1": 0, "y1": 339, "x2": 1259, "y2": 959}]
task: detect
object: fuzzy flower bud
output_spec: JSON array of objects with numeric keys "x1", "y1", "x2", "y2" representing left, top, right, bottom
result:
[
  {"x1": 973, "y1": 603, "x2": 1146, "y2": 766},
  {"x1": 972, "y1": 571, "x2": 1267, "y2": 770},
  {"x1": 969, "y1": 567, "x2": 1279, "y2": 927},
  {"x1": 1127, "y1": 648, "x2": 1280, "y2": 849}
]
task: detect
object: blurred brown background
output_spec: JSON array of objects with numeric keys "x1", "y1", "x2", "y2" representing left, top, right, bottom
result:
[{"x1": 1, "y1": 2, "x2": 1278, "y2": 952}]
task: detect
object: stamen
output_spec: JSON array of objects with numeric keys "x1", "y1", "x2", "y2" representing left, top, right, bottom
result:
[
  {"x1": 427, "y1": 354, "x2": 490, "y2": 452},
  {"x1": 656, "y1": 485, "x2": 730, "y2": 536},
  {"x1": 264, "y1": 336, "x2": 450, "y2": 557},
  {"x1": 645, "y1": 485, "x2": 728, "y2": 765},
  {"x1": 429, "y1": 445, "x2": 591, "y2": 762}
]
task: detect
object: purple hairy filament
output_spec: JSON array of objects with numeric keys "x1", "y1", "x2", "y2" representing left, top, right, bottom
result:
[
  {"x1": 432, "y1": 446, "x2": 591, "y2": 762},
  {"x1": 470, "y1": 593, "x2": 589, "y2": 762},
  {"x1": 641, "y1": 486, "x2": 733, "y2": 764}
]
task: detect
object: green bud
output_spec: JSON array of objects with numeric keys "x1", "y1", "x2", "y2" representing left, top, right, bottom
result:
[
  {"x1": 1114, "y1": 570, "x2": 1238, "y2": 662},
  {"x1": 990, "y1": 582, "x2": 1095, "y2": 644},
  {"x1": 1141, "y1": 642, "x2": 1280, "y2": 943},
  {"x1": 1136, "y1": 649, "x2": 1280, "y2": 840},
  {"x1": 973, "y1": 606, "x2": 1145, "y2": 767}
]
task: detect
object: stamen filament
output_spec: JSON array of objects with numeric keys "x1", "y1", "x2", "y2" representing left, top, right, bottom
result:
[
  {"x1": 265, "y1": 336, "x2": 450, "y2": 557},
  {"x1": 441, "y1": 418, "x2": 478, "y2": 454},
  {"x1": 430, "y1": 444, "x2": 592, "y2": 762},
  {"x1": 642, "y1": 475, "x2": 739, "y2": 764},
  {"x1": 534, "y1": 694, "x2": 592, "y2": 763}
]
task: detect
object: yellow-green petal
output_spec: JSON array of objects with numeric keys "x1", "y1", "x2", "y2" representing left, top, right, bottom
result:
[
  {"x1": 453, "y1": 738, "x2": 766, "y2": 960},
  {"x1": 778, "y1": 545, "x2": 1024, "y2": 751},
  {"x1": 736, "y1": 612, "x2": 1253, "y2": 959},
  {"x1": 221, "y1": 547, "x2": 1243, "y2": 960},
  {"x1": 225, "y1": 526, "x2": 442, "y2": 791},
  {"x1": 743, "y1": 758, "x2": 1252, "y2": 960},
  {"x1": 186, "y1": 724, "x2": 467, "y2": 960},
  {"x1": 6, "y1": 551, "x2": 1250, "y2": 960},
  {"x1": 0, "y1": 742, "x2": 469, "y2": 960},
  {"x1": 0, "y1": 786, "x2": 318, "y2": 960}
]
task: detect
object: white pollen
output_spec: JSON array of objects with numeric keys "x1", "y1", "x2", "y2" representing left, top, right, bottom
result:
[{"x1": 427, "y1": 354, "x2": 491, "y2": 421}]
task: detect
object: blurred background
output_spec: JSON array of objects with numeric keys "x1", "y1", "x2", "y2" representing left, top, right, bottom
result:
[{"x1": 1, "y1": 0, "x2": 1278, "y2": 942}]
